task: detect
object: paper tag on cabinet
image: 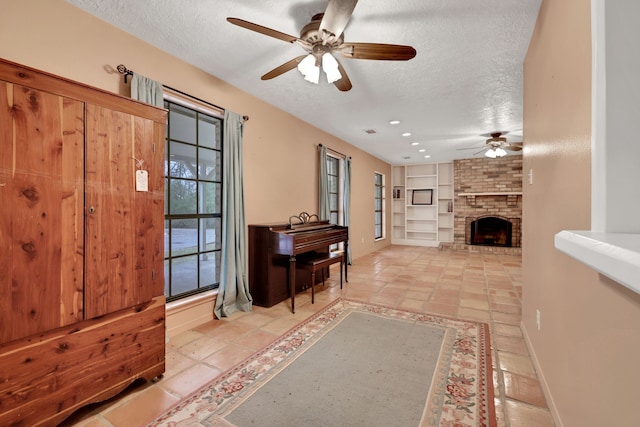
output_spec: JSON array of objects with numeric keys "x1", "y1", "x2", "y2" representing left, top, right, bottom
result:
[{"x1": 136, "y1": 170, "x2": 149, "y2": 192}]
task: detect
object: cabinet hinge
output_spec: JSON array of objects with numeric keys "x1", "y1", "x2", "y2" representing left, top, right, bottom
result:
[
  {"x1": 152, "y1": 143, "x2": 155, "y2": 153},
  {"x1": 152, "y1": 269, "x2": 155, "y2": 281}
]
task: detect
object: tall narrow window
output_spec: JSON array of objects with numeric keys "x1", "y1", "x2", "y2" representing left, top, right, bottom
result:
[
  {"x1": 374, "y1": 172, "x2": 385, "y2": 240},
  {"x1": 164, "y1": 100, "x2": 223, "y2": 302},
  {"x1": 326, "y1": 154, "x2": 343, "y2": 251},
  {"x1": 327, "y1": 155, "x2": 340, "y2": 225}
]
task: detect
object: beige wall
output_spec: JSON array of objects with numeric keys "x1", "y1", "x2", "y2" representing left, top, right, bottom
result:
[
  {"x1": 523, "y1": 1, "x2": 640, "y2": 426},
  {"x1": 1, "y1": 0, "x2": 391, "y2": 261}
]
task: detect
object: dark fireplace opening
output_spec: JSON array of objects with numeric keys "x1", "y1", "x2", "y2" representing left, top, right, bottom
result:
[{"x1": 467, "y1": 216, "x2": 520, "y2": 247}]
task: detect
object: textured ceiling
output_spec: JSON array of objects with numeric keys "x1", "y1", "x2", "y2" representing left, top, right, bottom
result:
[{"x1": 66, "y1": 0, "x2": 541, "y2": 164}]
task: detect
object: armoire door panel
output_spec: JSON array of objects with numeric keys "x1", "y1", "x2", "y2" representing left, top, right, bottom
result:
[
  {"x1": 0, "y1": 83, "x2": 84, "y2": 344},
  {"x1": 84, "y1": 105, "x2": 163, "y2": 318},
  {"x1": 132, "y1": 117, "x2": 165, "y2": 299}
]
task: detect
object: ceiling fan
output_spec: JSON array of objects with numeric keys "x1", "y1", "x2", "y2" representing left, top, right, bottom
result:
[
  {"x1": 458, "y1": 132, "x2": 523, "y2": 158},
  {"x1": 227, "y1": 0, "x2": 416, "y2": 91}
]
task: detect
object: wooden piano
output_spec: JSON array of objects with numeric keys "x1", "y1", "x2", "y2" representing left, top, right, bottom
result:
[{"x1": 248, "y1": 217, "x2": 348, "y2": 313}]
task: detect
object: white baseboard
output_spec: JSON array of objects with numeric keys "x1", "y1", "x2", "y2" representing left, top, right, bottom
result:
[
  {"x1": 520, "y1": 321, "x2": 563, "y2": 427},
  {"x1": 166, "y1": 291, "x2": 218, "y2": 341}
]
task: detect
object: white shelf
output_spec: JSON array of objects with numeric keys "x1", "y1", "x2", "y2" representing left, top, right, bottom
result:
[
  {"x1": 407, "y1": 164, "x2": 437, "y2": 176},
  {"x1": 438, "y1": 214, "x2": 453, "y2": 228},
  {"x1": 392, "y1": 228, "x2": 405, "y2": 239},
  {"x1": 407, "y1": 221, "x2": 436, "y2": 232},
  {"x1": 438, "y1": 186, "x2": 453, "y2": 199},
  {"x1": 438, "y1": 228, "x2": 454, "y2": 243},
  {"x1": 438, "y1": 163, "x2": 453, "y2": 243},
  {"x1": 407, "y1": 231, "x2": 437, "y2": 240},
  {"x1": 407, "y1": 175, "x2": 437, "y2": 188},
  {"x1": 392, "y1": 162, "x2": 454, "y2": 247},
  {"x1": 555, "y1": 230, "x2": 640, "y2": 294}
]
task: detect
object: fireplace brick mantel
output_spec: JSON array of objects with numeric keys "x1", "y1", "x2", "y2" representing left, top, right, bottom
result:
[
  {"x1": 458, "y1": 192, "x2": 522, "y2": 207},
  {"x1": 453, "y1": 156, "x2": 523, "y2": 254}
]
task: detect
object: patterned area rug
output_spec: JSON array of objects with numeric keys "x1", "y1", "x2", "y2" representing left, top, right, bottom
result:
[{"x1": 149, "y1": 299, "x2": 496, "y2": 427}]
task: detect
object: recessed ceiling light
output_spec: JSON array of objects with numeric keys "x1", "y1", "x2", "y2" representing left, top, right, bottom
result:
[
  {"x1": 424, "y1": 155, "x2": 431, "y2": 158},
  {"x1": 402, "y1": 132, "x2": 411, "y2": 137},
  {"x1": 418, "y1": 149, "x2": 426, "y2": 152},
  {"x1": 389, "y1": 120, "x2": 400, "y2": 125},
  {"x1": 410, "y1": 142, "x2": 419, "y2": 146}
]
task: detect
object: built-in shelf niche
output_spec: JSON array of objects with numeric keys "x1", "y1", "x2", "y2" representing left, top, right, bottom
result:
[{"x1": 391, "y1": 162, "x2": 453, "y2": 246}]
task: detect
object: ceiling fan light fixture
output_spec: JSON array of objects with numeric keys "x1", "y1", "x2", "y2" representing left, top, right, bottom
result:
[
  {"x1": 305, "y1": 66, "x2": 320, "y2": 84},
  {"x1": 322, "y1": 53, "x2": 342, "y2": 83},
  {"x1": 297, "y1": 54, "x2": 319, "y2": 84},
  {"x1": 228, "y1": 3, "x2": 417, "y2": 94},
  {"x1": 485, "y1": 148, "x2": 498, "y2": 158},
  {"x1": 495, "y1": 147, "x2": 507, "y2": 157}
]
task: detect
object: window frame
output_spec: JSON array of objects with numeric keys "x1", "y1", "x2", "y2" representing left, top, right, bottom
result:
[
  {"x1": 326, "y1": 153, "x2": 345, "y2": 252},
  {"x1": 374, "y1": 171, "x2": 386, "y2": 240},
  {"x1": 327, "y1": 154, "x2": 342, "y2": 226},
  {"x1": 163, "y1": 94, "x2": 224, "y2": 302}
]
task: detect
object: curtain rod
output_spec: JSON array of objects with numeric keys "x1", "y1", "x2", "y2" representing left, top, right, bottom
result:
[
  {"x1": 318, "y1": 144, "x2": 351, "y2": 159},
  {"x1": 116, "y1": 64, "x2": 249, "y2": 121}
]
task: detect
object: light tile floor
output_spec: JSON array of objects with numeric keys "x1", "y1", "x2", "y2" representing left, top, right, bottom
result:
[{"x1": 62, "y1": 245, "x2": 554, "y2": 427}]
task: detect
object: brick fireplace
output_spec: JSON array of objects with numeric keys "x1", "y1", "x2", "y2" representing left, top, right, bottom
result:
[
  {"x1": 451, "y1": 156, "x2": 523, "y2": 254},
  {"x1": 466, "y1": 215, "x2": 521, "y2": 247}
]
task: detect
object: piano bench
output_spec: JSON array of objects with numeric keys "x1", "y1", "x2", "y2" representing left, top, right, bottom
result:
[{"x1": 299, "y1": 252, "x2": 345, "y2": 304}]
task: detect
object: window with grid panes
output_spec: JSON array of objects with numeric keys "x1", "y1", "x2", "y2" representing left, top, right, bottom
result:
[
  {"x1": 374, "y1": 172, "x2": 385, "y2": 239},
  {"x1": 327, "y1": 155, "x2": 341, "y2": 251},
  {"x1": 327, "y1": 155, "x2": 340, "y2": 225},
  {"x1": 164, "y1": 101, "x2": 222, "y2": 302}
]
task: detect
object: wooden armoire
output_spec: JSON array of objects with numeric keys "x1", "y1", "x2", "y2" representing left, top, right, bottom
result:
[{"x1": 0, "y1": 58, "x2": 166, "y2": 426}]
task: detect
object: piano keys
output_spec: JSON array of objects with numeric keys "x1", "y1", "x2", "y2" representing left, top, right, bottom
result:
[{"x1": 248, "y1": 221, "x2": 348, "y2": 312}]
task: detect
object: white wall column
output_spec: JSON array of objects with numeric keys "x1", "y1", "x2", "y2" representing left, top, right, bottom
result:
[
  {"x1": 554, "y1": 0, "x2": 640, "y2": 295},
  {"x1": 591, "y1": 0, "x2": 640, "y2": 232}
]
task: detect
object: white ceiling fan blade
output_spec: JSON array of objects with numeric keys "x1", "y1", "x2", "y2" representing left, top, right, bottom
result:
[{"x1": 319, "y1": 0, "x2": 358, "y2": 38}]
